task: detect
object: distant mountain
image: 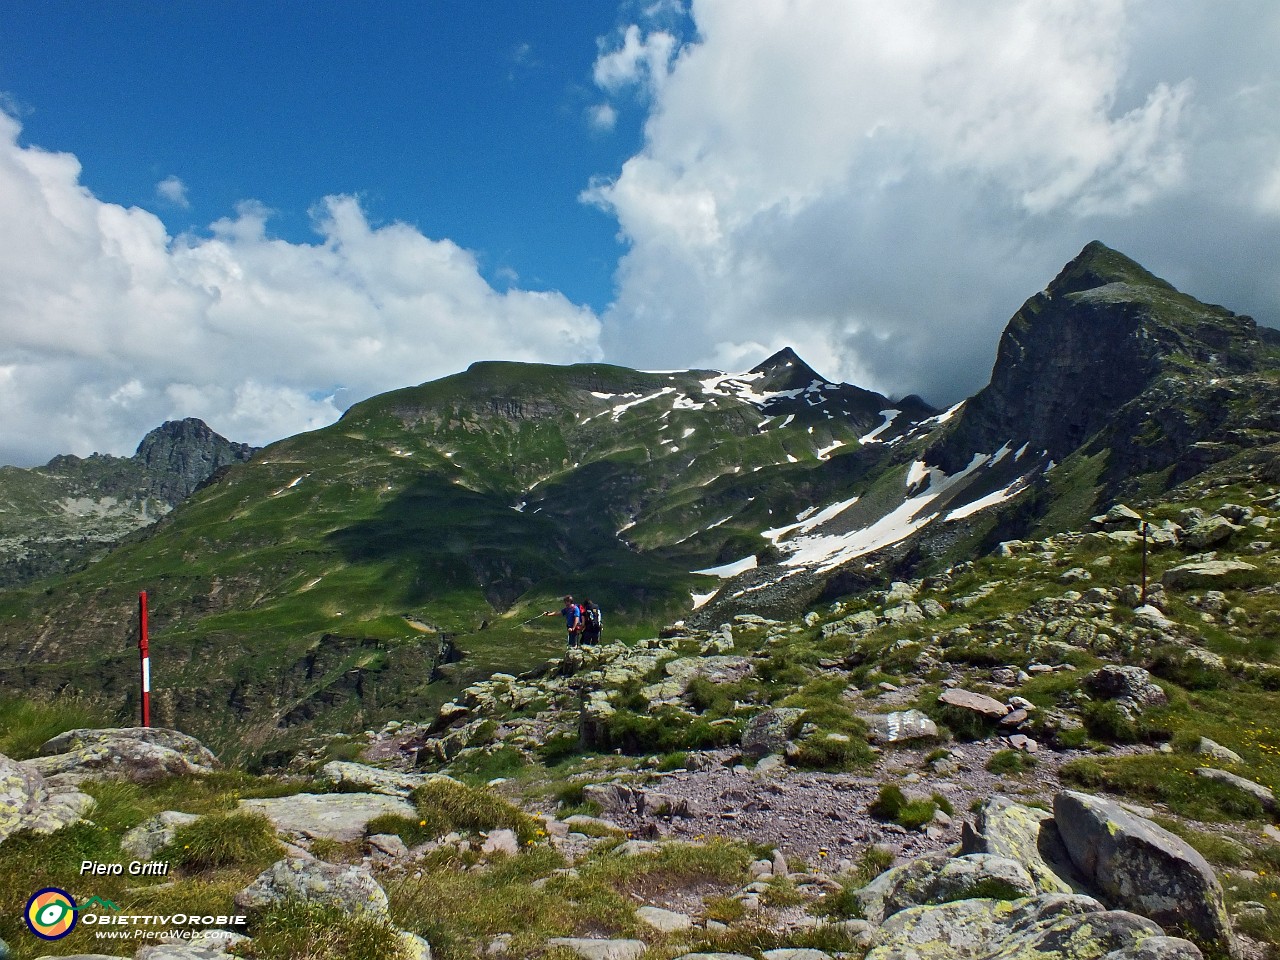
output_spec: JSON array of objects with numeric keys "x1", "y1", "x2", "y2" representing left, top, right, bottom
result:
[
  {"x1": 0, "y1": 419, "x2": 255, "y2": 586},
  {"x1": 0, "y1": 242, "x2": 1275, "y2": 757}
]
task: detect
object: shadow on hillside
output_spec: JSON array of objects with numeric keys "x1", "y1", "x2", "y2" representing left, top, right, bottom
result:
[{"x1": 325, "y1": 475, "x2": 569, "y2": 610}]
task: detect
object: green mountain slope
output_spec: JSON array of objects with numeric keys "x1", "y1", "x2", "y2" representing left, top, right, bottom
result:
[{"x1": 0, "y1": 352, "x2": 928, "y2": 756}]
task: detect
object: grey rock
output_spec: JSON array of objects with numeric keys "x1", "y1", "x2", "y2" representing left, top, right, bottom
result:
[
  {"x1": 368, "y1": 833, "x2": 410, "y2": 859},
  {"x1": 1196, "y1": 738, "x2": 1243, "y2": 765},
  {"x1": 547, "y1": 939, "x2": 647, "y2": 960},
  {"x1": 239, "y1": 792, "x2": 414, "y2": 842},
  {"x1": 121, "y1": 810, "x2": 200, "y2": 860},
  {"x1": 938, "y1": 688, "x2": 1009, "y2": 719},
  {"x1": 1053, "y1": 790, "x2": 1235, "y2": 955},
  {"x1": 1194, "y1": 768, "x2": 1277, "y2": 813},
  {"x1": 883, "y1": 602, "x2": 925, "y2": 624},
  {"x1": 821, "y1": 610, "x2": 878, "y2": 638},
  {"x1": 865, "y1": 893, "x2": 1193, "y2": 960},
  {"x1": 481, "y1": 829, "x2": 520, "y2": 857},
  {"x1": 865, "y1": 710, "x2": 939, "y2": 744},
  {"x1": 960, "y1": 795, "x2": 1076, "y2": 895},
  {"x1": 858, "y1": 851, "x2": 1037, "y2": 924},
  {"x1": 635, "y1": 905, "x2": 691, "y2": 932},
  {"x1": 1083, "y1": 665, "x2": 1167, "y2": 711},
  {"x1": 1184, "y1": 516, "x2": 1241, "y2": 549},
  {"x1": 1101, "y1": 938, "x2": 1204, "y2": 959},
  {"x1": 234, "y1": 857, "x2": 390, "y2": 920},
  {"x1": 30, "y1": 727, "x2": 219, "y2": 786},
  {"x1": 322, "y1": 761, "x2": 453, "y2": 797},
  {"x1": 0, "y1": 752, "x2": 96, "y2": 843},
  {"x1": 741, "y1": 708, "x2": 806, "y2": 758},
  {"x1": 1162, "y1": 560, "x2": 1257, "y2": 590}
]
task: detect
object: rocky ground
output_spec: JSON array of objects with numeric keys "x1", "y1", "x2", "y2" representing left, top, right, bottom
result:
[{"x1": 2, "y1": 485, "x2": 1280, "y2": 959}]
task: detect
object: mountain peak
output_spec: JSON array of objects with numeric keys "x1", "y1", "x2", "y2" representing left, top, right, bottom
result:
[
  {"x1": 748, "y1": 347, "x2": 827, "y2": 391},
  {"x1": 1046, "y1": 240, "x2": 1177, "y2": 299},
  {"x1": 134, "y1": 418, "x2": 255, "y2": 501}
]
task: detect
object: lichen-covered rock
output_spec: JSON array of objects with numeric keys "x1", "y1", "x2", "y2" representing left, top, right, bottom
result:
[
  {"x1": 741, "y1": 708, "x2": 806, "y2": 758},
  {"x1": 1182, "y1": 516, "x2": 1240, "y2": 549},
  {"x1": 960, "y1": 795, "x2": 1077, "y2": 895},
  {"x1": 239, "y1": 792, "x2": 415, "y2": 842},
  {"x1": 234, "y1": 857, "x2": 390, "y2": 920},
  {"x1": 856, "y1": 851, "x2": 1036, "y2": 924},
  {"x1": 1053, "y1": 791, "x2": 1235, "y2": 956},
  {"x1": 122, "y1": 810, "x2": 201, "y2": 860},
  {"x1": 0, "y1": 752, "x2": 96, "y2": 844},
  {"x1": 864, "y1": 710, "x2": 939, "y2": 744},
  {"x1": 30, "y1": 727, "x2": 219, "y2": 786},
  {"x1": 865, "y1": 893, "x2": 1199, "y2": 960},
  {"x1": 581, "y1": 783, "x2": 699, "y2": 818}
]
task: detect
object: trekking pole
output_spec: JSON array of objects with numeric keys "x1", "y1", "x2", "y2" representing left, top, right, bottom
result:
[{"x1": 519, "y1": 612, "x2": 550, "y2": 627}]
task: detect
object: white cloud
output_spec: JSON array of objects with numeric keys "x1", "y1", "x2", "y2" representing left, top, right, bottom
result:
[
  {"x1": 155, "y1": 174, "x2": 190, "y2": 208},
  {"x1": 589, "y1": 0, "x2": 1280, "y2": 403},
  {"x1": 587, "y1": 102, "x2": 618, "y2": 132},
  {"x1": 0, "y1": 111, "x2": 601, "y2": 464},
  {"x1": 593, "y1": 24, "x2": 679, "y2": 97}
]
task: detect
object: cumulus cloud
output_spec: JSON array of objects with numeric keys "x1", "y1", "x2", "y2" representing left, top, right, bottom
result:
[
  {"x1": 588, "y1": 0, "x2": 1280, "y2": 404},
  {"x1": 0, "y1": 111, "x2": 601, "y2": 465},
  {"x1": 155, "y1": 174, "x2": 190, "y2": 208}
]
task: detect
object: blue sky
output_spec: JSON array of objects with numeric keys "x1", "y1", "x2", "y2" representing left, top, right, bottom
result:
[
  {"x1": 1, "y1": 0, "x2": 649, "y2": 309},
  {"x1": 1, "y1": 2, "x2": 1278, "y2": 464}
]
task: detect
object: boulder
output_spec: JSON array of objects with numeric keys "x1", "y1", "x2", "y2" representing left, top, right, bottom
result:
[
  {"x1": 30, "y1": 727, "x2": 219, "y2": 786},
  {"x1": 1183, "y1": 516, "x2": 1240, "y2": 549},
  {"x1": 1082, "y1": 666, "x2": 1167, "y2": 711},
  {"x1": 864, "y1": 893, "x2": 1201, "y2": 960},
  {"x1": 239, "y1": 793, "x2": 415, "y2": 842},
  {"x1": 857, "y1": 851, "x2": 1036, "y2": 924},
  {"x1": 865, "y1": 710, "x2": 939, "y2": 745},
  {"x1": 234, "y1": 857, "x2": 390, "y2": 921},
  {"x1": 1196, "y1": 738, "x2": 1243, "y2": 765},
  {"x1": 1, "y1": 752, "x2": 96, "y2": 843},
  {"x1": 742, "y1": 708, "x2": 806, "y2": 758},
  {"x1": 960, "y1": 795, "x2": 1077, "y2": 895},
  {"x1": 481, "y1": 829, "x2": 520, "y2": 857},
  {"x1": 135, "y1": 931, "x2": 251, "y2": 960},
  {"x1": 821, "y1": 610, "x2": 879, "y2": 638},
  {"x1": 1193, "y1": 768, "x2": 1277, "y2": 813},
  {"x1": 883, "y1": 602, "x2": 926, "y2": 625},
  {"x1": 938, "y1": 688, "x2": 1009, "y2": 719},
  {"x1": 1161, "y1": 560, "x2": 1256, "y2": 591},
  {"x1": 121, "y1": 811, "x2": 201, "y2": 860},
  {"x1": 322, "y1": 761, "x2": 453, "y2": 797},
  {"x1": 1053, "y1": 791, "x2": 1235, "y2": 955}
]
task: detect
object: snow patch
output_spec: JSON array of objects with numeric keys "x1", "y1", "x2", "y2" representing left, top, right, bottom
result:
[
  {"x1": 693, "y1": 555, "x2": 758, "y2": 578},
  {"x1": 816, "y1": 439, "x2": 845, "y2": 460},
  {"x1": 691, "y1": 591, "x2": 717, "y2": 610},
  {"x1": 610, "y1": 387, "x2": 676, "y2": 420},
  {"x1": 944, "y1": 477, "x2": 1029, "y2": 521},
  {"x1": 859, "y1": 409, "x2": 901, "y2": 444},
  {"x1": 763, "y1": 495, "x2": 860, "y2": 543}
]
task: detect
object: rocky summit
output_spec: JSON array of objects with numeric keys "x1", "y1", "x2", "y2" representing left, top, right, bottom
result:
[{"x1": 0, "y1": 242, "x2": 1279, "y2": 957}]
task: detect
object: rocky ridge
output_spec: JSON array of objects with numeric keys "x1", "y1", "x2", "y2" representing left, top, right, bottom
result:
[{"x1": 0, "y1": 418, "x2": 255, "y2": 587}]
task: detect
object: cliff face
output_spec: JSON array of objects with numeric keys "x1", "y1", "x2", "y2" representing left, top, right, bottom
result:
[
  {"x1": 929, "y1": 241, "x2": 1267, "y2": 474},
  {"x1": 133, "y1": 418, "x2": 256, "y2": 502}
]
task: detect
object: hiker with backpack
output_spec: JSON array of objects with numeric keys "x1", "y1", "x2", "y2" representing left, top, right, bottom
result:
[{"x1": 580, "y1": 599, "x2": 602, "y2": 646}]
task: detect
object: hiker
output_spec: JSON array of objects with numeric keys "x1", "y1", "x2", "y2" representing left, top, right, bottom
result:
[
  {"x1": 580, "y1": 598, "x2": 602, "y2": 646},
  {"x1": 544, "y1": 595, "x2": 583, "y2": 647}
]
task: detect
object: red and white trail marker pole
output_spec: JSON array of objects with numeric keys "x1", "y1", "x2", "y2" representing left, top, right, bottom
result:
[{"x1": 139, "y1": 591, "x2": 151, "y2": 728}]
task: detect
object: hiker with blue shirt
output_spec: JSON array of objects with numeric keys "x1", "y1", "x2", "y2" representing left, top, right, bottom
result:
[{"x1": 544, "y1": 595, "x2": 583, "y2": 647}]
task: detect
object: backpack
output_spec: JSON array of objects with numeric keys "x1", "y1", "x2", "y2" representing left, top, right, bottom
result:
[{"x1": 584, "y1": 605, "x2": 602, "y2": 629}]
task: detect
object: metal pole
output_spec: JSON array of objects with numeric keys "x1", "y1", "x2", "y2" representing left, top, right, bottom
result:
[
  {"x1": 1140, "y1": 523, "x2": 1149, "y2": 606},
  {"x1": 139, "y1": 591, "x2": 151, "y2": 728}
]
